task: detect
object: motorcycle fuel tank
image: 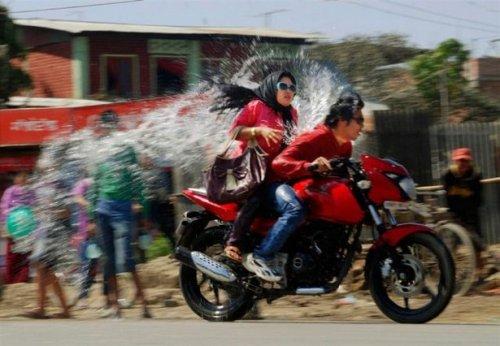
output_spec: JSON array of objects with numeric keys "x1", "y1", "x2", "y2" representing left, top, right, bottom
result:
[{"x1": 294, "y1": 178, "x2": 365, "y2": 224}]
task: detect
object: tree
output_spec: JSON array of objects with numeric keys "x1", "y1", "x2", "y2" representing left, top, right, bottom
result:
[
  {"x1": 410, "y1": 39, "x2": 469, "y2": 112},
  {"x1": 307, "y1": 34, "x2": 427, "y2": 108},
  {"x1": 0, "y1": 5, "x2": 32, "y2": 105}
]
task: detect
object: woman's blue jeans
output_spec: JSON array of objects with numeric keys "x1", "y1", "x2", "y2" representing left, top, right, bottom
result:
[{"x1": 254, "y1": 182, "x2": 305, "y2": 260}]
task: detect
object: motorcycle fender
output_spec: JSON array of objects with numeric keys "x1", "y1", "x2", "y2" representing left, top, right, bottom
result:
[
  {"x1": 174, "y1": 211, "x2": 210, "y2": 247},
  {"x1": 364, "y1": 223, "x2": 436, "y2": 282},
  {"x1": 375, "y1": 223, "x2": 435, "y2": 248}
]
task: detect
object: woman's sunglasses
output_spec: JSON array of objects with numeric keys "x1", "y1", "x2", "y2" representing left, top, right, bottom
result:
[{"x1": 276, "y1": 82, "x2": 297, "y2": 93}]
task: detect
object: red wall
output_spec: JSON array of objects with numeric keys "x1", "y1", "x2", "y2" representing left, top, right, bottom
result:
[
  {"x1": 26, "y1": 41, "x2": 73, "y2": 98},
  {"x1": 88, "y1": 34, "x2": 150, "y2": 97},
  {"x1": 201, "y1": 41, "x2": 248, "y2": 59}
]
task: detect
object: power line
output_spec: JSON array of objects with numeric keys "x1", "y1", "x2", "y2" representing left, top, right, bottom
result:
[
  {"x1": 466, "y1": 1, "x2": 500, "y2": 13},
  {"x1": 11, "y1": 0, "x2": 144, "y2": 14},
  {"x1": 382, "y1": 0, "x2": 500, "y2": 30},
  {"x1": 339, "y1": 0, "x2": 499, "y2": 35}
]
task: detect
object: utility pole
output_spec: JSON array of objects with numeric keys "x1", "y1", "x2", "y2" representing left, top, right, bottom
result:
[
  {"x1": 439, "y1": 69, "x2": 449, "y2": 118},
  {"x1": 252, "y1": 9, "x2": 288, "y2": 28}
]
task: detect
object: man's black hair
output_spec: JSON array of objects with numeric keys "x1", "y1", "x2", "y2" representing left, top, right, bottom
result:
[
  {"x1": 324, "y1": 103, "x2": 357, "y2": 128},
  {"x1": 324, "y1": 91, "x2": 364, "y2": 128},
  {"x1": 335, "y1": 91, "x2": 365, "y2": 109}
]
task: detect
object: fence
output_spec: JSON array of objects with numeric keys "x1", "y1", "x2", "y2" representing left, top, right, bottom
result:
[
  {"x1": 371, "y1": 110, "x2": 434, "y2": 185},
  {"x1": 371, "y1": 111, "x2": 499, "y2": 244},
  {"x1": 429, "y1": 121, "x2": 500, "y2": 244}
]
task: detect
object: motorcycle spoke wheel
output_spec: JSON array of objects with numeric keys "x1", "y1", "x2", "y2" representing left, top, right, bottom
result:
[
  {"x1": 194, "y1": 244, "x2": 241, "y2": 308},
  {"x1": 369, "y1": 233, "x2": 454, "y2": 323},
  {"x1": 179, "y1": 226, "x2": 255, "y2": 321},
  {"x1": 381, "y1": 243, "x2": 442, "y2": 311},
  {"x1": 196, "y1": 271, "x2": 231, "y2": 307}
]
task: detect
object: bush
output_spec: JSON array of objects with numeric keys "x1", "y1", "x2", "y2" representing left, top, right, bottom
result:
[{"x1": 145, "y1": 235, "x2": 173, "y2": 261}]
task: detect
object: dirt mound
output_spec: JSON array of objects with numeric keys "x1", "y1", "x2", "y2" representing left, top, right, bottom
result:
[{"x1": 138, "y1": 255, "x2": 179, "y2": 289}]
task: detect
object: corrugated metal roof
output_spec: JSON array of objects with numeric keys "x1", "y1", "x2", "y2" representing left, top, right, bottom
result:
[{"x1": 14, "y1": 19, "x2": 317, "y2": 41}]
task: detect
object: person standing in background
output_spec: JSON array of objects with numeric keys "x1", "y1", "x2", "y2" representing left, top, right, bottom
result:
[
  {"x1": 442, "y1": 147, "x2": 484, "y2": 275},
  {"x1": 70, "y1": 176, "x2": 107, "y2": 309},
  {"x1": 88, "y1": 110, "x2": 151, "y2": 319},
  {"x1": 0, "y1": 171, "x2": 34, "y2": 284}
]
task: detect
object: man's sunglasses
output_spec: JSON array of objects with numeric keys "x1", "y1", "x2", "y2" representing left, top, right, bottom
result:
[{"x1": 276, "y1": 82, "x2": 297, "y2": 93}]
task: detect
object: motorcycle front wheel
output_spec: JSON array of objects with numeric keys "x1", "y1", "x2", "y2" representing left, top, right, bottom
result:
[
  {"x1": 179, "y1": 225, "x2": 255, "y2": 322},
  {"x1": 369, "y1": 232, "x2": 455, "y2": 323}
]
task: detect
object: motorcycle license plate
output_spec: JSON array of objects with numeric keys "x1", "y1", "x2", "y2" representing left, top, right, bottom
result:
[{"x1": 383, "y1": 201, "x2": 410, "y2": 210}]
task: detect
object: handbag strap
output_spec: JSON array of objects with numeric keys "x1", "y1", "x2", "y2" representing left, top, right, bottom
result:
[
  {"x1": 220, "y1": 127, "x2": 268, "y2": 158},
  {"x1": 247, "y1": 139, "x2": 268, "y2": 157},
  {"x1": 219, "y1": 126, "x2": 243, "y2": 156}
]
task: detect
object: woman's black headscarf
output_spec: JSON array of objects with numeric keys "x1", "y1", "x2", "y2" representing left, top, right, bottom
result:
[{"x1": 211, "y1": 70, "x2": 297, "y2": 145}]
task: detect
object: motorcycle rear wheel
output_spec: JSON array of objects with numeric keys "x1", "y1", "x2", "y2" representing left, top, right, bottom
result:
[
  {"x1": 179, "y1": 226, "x2": 254, "y2": 322},
  {"x1": 369, "y1": 233, "x2": 455, "y2": 323}
]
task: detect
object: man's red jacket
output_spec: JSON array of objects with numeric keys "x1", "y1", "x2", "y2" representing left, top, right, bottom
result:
[{"x1": 272, "y1": 124, "x2": 352, "y2": 181}]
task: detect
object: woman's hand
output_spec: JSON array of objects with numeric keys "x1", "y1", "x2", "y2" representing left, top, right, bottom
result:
[
  {"x1": 311, "y1": 157, "x2": 332, "y2": 174},
  {"x1": 254, "y1": 127, "x2": 282, "y2": 146}
]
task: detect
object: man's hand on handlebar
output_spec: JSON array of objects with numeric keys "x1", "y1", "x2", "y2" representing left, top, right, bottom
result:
[{"x1": 310, "y1": 157, "x2": 332, "y2": 174}]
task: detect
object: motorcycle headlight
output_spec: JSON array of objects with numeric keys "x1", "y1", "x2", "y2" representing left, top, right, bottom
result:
[{"x1": 398, "y1": 177, "x2": 416, "y2": 200}]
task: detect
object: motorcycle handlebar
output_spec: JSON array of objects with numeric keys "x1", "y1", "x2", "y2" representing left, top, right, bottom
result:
[{"x1": 307, "y1": 157, "x2": 354, "y2": 172}]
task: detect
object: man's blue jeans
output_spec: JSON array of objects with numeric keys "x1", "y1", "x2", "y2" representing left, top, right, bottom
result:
[
  {"x1": 98, "y1": 213, "x2": 136, "y2": 277},
  {"x1": 254, "y1": 182, "x2": 305, "y2": 260}
]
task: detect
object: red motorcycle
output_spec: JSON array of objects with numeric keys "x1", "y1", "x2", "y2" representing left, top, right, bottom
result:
[{"x1": 175, "y1": 155, "x2": 455, "y2": 323}]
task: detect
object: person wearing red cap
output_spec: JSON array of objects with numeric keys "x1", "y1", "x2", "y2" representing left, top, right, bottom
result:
[{"x1": 441, "y1": 147, "x2": 484, "y2": 271}]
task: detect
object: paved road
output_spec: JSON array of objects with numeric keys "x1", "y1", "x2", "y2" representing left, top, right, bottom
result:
[{"x1": 0, "y1": 320, "x2": 498, "y2": 346}]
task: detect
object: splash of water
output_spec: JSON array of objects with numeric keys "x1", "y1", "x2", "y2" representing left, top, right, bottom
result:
[{"x1": 14, "y1": 44, "x2": 355, "y2": 275}]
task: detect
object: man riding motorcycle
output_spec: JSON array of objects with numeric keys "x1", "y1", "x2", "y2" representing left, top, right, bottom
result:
[
  {"x1": 243, "y1": 92, "x2": 365, "y2": 281},
  {"x1": 176, "y1": 91, "x2": 455, "y2": 324}
]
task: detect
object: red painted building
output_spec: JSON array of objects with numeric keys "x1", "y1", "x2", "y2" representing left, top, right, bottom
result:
[
  {"x1": 464, "y1": 57, "x2": 500, "y2": 101},
  {"x1": 13, "y1": 19, "x2": 314, "y2": 100}
]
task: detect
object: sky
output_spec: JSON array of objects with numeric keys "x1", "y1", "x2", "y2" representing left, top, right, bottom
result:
[{"x1": 3, "y1": 0, "x2": 500, "y2": 57}]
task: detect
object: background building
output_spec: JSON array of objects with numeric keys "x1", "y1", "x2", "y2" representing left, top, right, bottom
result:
[
  {"x1": 13, "y1": 19, "x2": 314, "y2": 100},
  {"x1": 464, "y1": 57, "x2": 500, "y2": 101}
]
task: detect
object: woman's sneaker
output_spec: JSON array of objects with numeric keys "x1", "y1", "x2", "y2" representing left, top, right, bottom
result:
[{"x1": 243, "y1": 253, "x2": 282, "y2": 282}]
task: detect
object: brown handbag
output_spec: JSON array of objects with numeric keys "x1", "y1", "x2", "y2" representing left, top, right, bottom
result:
[{"x1": 204, "y1": 128, "x2": 267, "y2": 203}]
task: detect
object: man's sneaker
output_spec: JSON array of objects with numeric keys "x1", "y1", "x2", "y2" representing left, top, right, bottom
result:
[{"x1": 243, "y1": 253, "x2": 282, "y2": 283}]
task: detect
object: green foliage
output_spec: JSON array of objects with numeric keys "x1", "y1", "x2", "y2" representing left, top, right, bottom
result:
[
  {"x1": 308, "y1": 34, "x2": 497, "y2": 120},
  {"x1": 307, "y1": 33, "x2": 426, "y2": 108},
  {"x1": 145, "y1": 235, "x2": 173, "y2": 261},
  {"x1": 0, "y1": 5, "x2": 32, "y2": 104},
  {"x1": 410, "y1": 39, "x2": 469, "y2": 109}
]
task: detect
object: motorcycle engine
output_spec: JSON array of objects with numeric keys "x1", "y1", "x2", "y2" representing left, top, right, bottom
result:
[
  {"x1": 290, "y1": 252, "x2": 316, "y2": 275},
  {"x1": 286, "y1": 223, "x2": 350, "y2": 286}
]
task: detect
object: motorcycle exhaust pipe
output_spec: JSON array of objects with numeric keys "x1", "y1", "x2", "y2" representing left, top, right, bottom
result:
[{"x1": 175, "y1": 246, "x2": 237, "y2": 283}]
